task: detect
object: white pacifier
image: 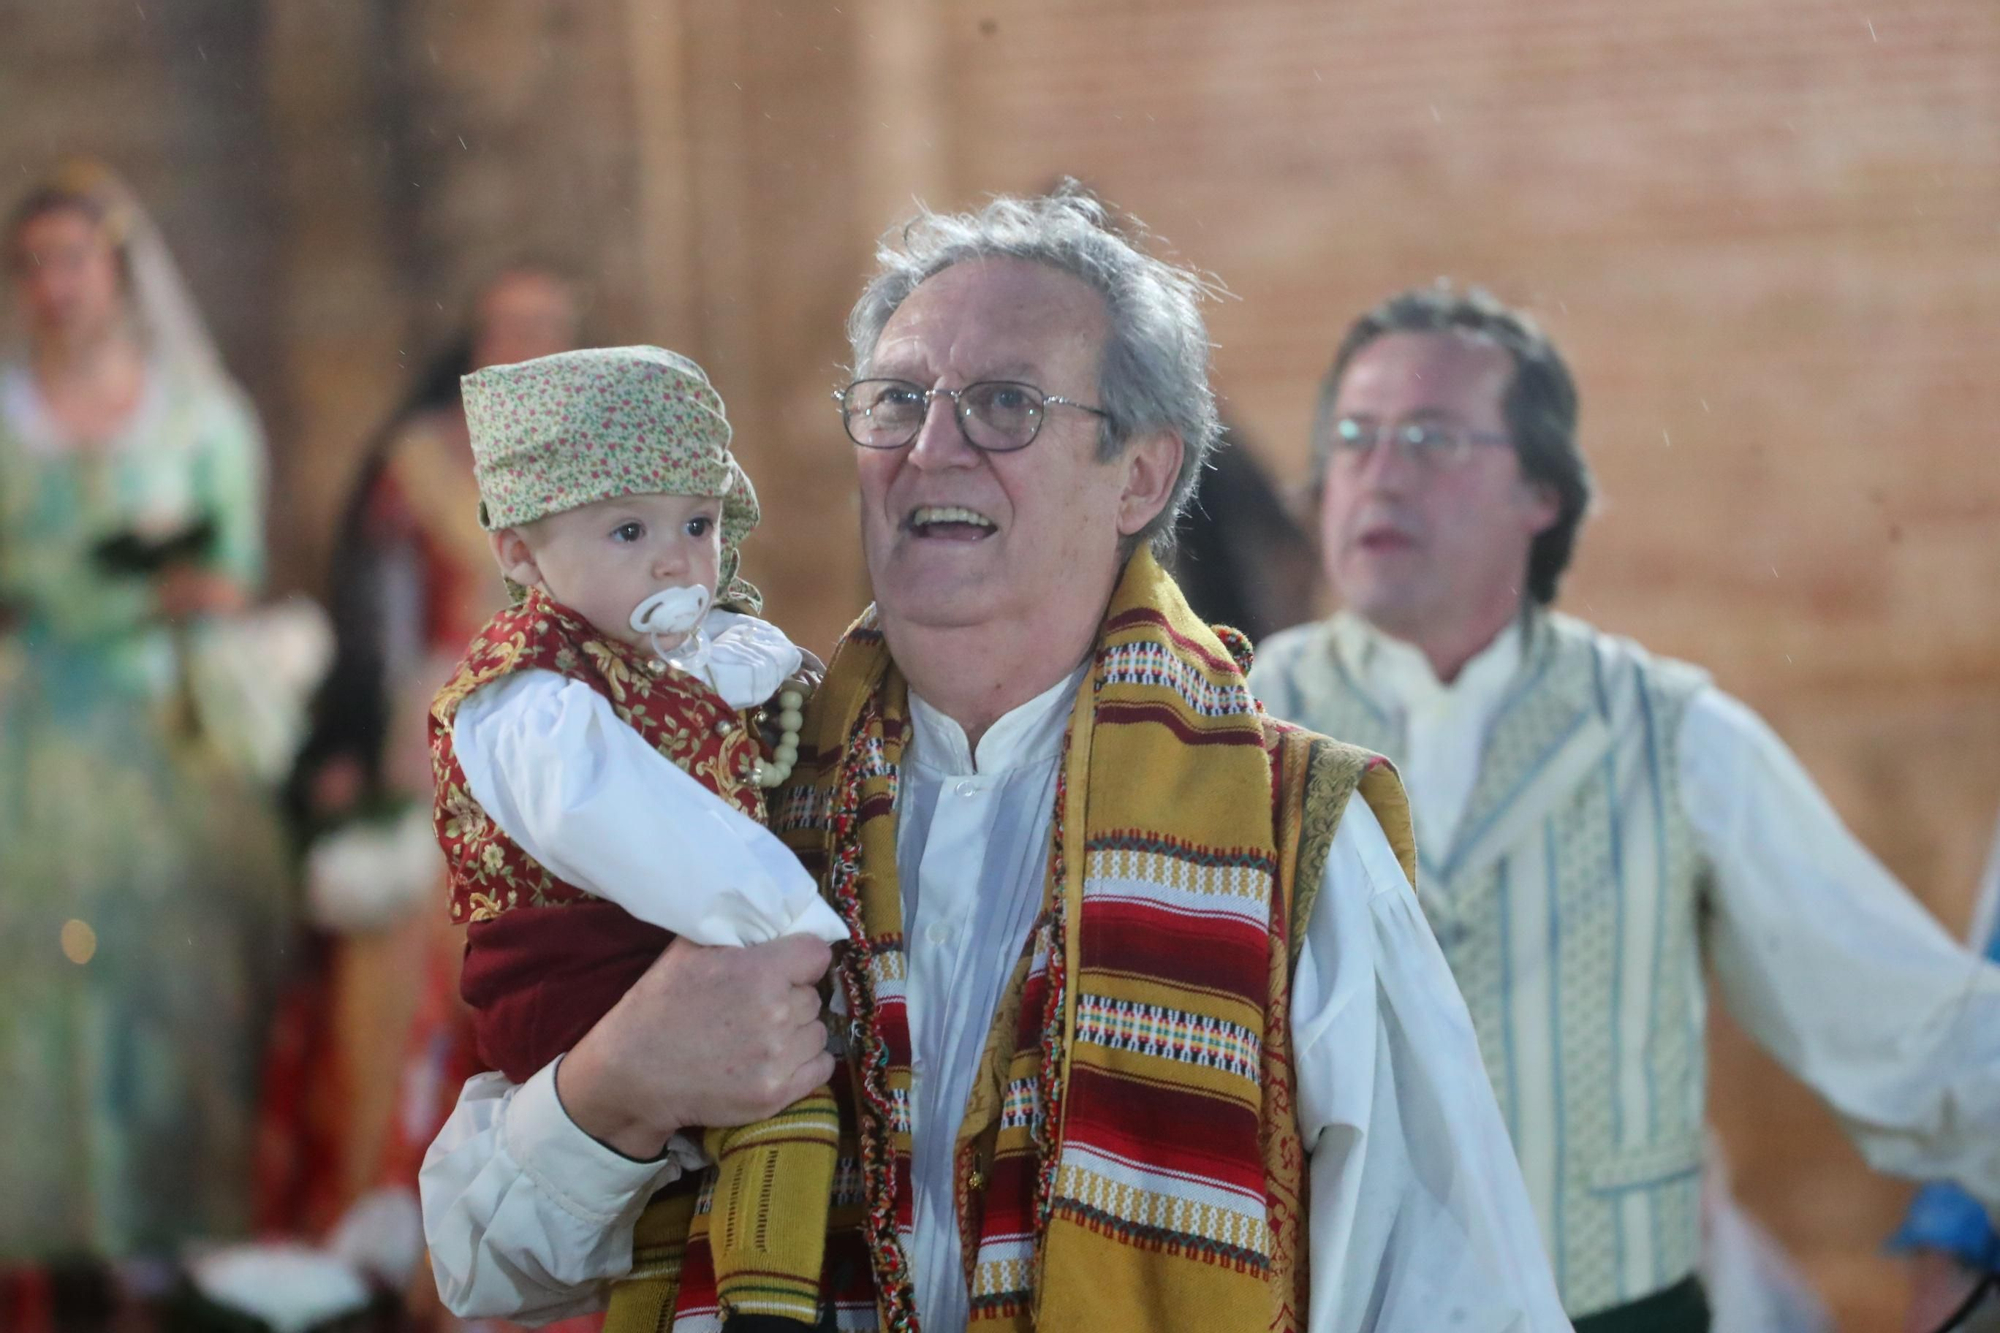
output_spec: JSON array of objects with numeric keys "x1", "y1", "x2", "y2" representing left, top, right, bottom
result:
[{"x1": 630, "y1": 584, "x2": 713, "y2": 674}]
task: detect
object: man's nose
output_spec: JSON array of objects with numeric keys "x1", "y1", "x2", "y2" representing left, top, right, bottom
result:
[
  {"x1": 906, "y1": 393, "x2": 978, "y2": 470},
  {"x1": 1355, "y1": 437, "x2": 1421, "y2": 496}
]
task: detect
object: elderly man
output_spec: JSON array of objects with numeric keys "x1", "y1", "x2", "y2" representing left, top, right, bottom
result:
[
  {"x1": 1249, "y1": 284, "x2": 2000, "y2": 1333},
  {"x1": 417, "y1": 194, "x2": 1568, "y2": 1333}
]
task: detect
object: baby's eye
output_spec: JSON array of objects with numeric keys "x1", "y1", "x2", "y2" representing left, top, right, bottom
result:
[
  {"x1": 611, "y1": 521, "x2": 645, "y2": 543},
  {"x1": 685, "y1": 516, "x2": 715, "y2": 538}
]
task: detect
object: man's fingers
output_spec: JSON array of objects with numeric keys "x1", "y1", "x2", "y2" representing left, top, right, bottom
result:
[
  {"x1": 788, "y1": 985, "x2": 825, "y2": 1029},
  {"x1": 780, "y1": 1049, "x2": 838, "y2": 1108},
  {"x1": 780, "y1": 1012, "x2": 831, "y2": 1070},
  {"x1": 743, "y1": 1046, "x2": 833, "y2": 1124},
  {"x1": 764, "y1": 932, "x2": 835, "y2": 986}
]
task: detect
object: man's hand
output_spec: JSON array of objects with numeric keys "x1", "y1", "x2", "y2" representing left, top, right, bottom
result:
[{"x1": 555, "y1": 933, "x2": 835, "y2": 1160}]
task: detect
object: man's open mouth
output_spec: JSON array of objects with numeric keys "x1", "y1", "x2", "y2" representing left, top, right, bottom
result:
[
  {"x1": 1357, "y1": 526, "x2": 1417, "y2": 552},
  {"x1": 906, "y1": 505, "x2": 997, "y2": 540}
]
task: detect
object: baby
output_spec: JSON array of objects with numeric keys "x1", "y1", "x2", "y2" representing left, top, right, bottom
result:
[{"x1": 427, "y1": 346, "x2": 845, "y2": 1333}]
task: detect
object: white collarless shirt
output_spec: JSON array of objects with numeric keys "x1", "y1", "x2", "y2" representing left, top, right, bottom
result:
[
  {"x1": 420, "y1": 666, "x2": 1570, "y2": 1332},
  {"x1": 898, "y1": 669, "x2": 1078, "y2": 1331},
  {"x1": 1329, "y1": 616, "x2": 1524, "y2": 854}
]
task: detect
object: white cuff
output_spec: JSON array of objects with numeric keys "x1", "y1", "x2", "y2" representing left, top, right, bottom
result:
[
  {"x1": 701, "y1": 610, "x2": 805, "y2": 709},
  {"x1": 506, "y1": 1059, "x2": 686, "y2": 1223}
]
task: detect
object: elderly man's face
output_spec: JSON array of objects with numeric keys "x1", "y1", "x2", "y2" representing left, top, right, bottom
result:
[
  {"x1": 1319, "y1": 330, "x2": 1557, "y2": 644},
  {"x1": 856, "y1": 257, "x2": 1163, "y2": 634}
]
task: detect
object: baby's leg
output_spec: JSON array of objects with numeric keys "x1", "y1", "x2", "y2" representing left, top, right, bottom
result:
[{"x1": 703, "y1": 1086, "x2": 841, "y2": 1331}]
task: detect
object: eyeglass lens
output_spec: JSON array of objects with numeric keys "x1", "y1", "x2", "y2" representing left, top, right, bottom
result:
[
  {"x1": 843, "y1": 380, "x2": 1046, "y2": 451},
  {"x1": 1333, "y1": 417, "x2": 1472, "y2": 465}
]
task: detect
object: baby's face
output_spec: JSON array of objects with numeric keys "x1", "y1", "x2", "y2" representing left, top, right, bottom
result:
[{"x1": 512, "y1": 492, "x2": 724, "y2": 649}]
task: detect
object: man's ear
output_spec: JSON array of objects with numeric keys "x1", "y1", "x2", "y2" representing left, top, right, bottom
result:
[
  {"x1": 1115, "y1": 429, "x2": 1185, "y2": 539},
  {"x1": 1520, "y1": 477, "x2": 1562, "y2": 538},
  {"x1": 489, "y1": 527, "x2": 543, "y2": 589}
]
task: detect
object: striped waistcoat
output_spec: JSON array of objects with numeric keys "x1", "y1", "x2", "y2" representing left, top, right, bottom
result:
[{"x1": 1250, "y1": 611, "x2": 1712, "y2": 1319}]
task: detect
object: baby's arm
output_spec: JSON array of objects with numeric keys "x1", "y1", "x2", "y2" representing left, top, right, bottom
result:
[{"x1": 452, "y1": 670, "x2": 845, "y2": 947}]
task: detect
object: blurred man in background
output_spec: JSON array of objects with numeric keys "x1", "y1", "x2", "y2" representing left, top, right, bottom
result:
[{"x1": 1249, "y1": 283, "x2": 2000, "y2": 1333}]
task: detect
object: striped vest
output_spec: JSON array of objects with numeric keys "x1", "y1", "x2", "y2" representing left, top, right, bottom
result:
[{"x1": 1250, "y1": 611, "x2": 1711, "y2": 1319}]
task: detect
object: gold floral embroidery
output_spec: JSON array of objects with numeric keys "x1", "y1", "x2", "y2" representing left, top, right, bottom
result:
[{"x1": 432, "y1": 586, "x2": 774, "y2": 923}]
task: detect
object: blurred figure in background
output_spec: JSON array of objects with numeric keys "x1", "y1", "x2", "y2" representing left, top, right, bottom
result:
[
  {"x1": 0, "y1": 161, "x2": 288, "y2": 1305},
  {"x1": 1164, "y1": 419, "x2": 1320, "y2": 643},
  {"x1": 1249, "y1": 282, "x2": 2000, "y2": 1332},
  {"x1": 261, "y1": 265, "x2": 583, "y2": 1319},
  {"x1": 1897, "y1": 818, "x2": 2000, "y2": 1332},
  {"x1": 293, "y1": 262, "x2": 583, "y2": 836}
]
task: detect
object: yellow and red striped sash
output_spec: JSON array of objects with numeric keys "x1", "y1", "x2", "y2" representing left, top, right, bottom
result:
[{"x1": 739, "y1": 552, "x2": 1411, "y2": 1333}]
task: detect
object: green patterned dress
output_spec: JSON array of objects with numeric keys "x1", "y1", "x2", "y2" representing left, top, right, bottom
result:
[{"x1": 0, "y1": 360, "x2": 289, "y2": 1262}]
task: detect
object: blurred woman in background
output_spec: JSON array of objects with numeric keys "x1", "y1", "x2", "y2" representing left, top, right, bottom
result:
[
  {"x1": 291, "y1": 263, "x2": 581, "y2": 836},
  {"x1": 0, "y1": 161, "x2": 288, "y2": 1291}
]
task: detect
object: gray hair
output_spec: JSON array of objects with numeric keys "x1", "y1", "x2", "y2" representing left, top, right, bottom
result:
[{"x1": 846, "y1": 181, "x2": 1222, "y2": 557}]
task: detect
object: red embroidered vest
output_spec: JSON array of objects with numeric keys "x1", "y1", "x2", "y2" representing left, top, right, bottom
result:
[{"x1": 428, "y1": 587, "x2": 769, "y2": 925}]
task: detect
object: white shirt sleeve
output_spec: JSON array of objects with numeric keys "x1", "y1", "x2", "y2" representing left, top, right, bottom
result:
[
  {"x1": 1685, "y1": 687, "x2": 2000, "y2": 1213},
  {"x1": 451, "y1": 669, "x2": 845, "y2": 946},
  {"x1": 1970, "y1": 813, "x2": 2000, "y2": 954},
  {"x1": 699, "y1": 609, "x2": 806, "y2": 709},
  {"x1": 1295, "y1": 795, "x2": 1571, "y2": 1333},
  {"x1": 419, "y1": 1060, "x2": 699, "y2": 1322}
]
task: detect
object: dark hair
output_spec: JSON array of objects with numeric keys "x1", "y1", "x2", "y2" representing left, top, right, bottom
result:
[
  {"x1": 1313, "y1": 283, "x2": 1592, "y2": 605},
  {"x1": 8, "y1": 184, "x2": 102, "y2": 233},
  {"x1": 1166, "y1": 420, "x2": 1320, "y2": 643},
  {"x1": 281, "y1": 344, "x2": 474, "y2": 838},
  {"x1": 5, "y1": 185, "x2": 127, "y2": 282}
]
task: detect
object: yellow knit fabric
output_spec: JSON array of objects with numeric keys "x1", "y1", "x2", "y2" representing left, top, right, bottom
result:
[{"x1": 602, "y1": 1087, "x2": 842, "y2": 1332}]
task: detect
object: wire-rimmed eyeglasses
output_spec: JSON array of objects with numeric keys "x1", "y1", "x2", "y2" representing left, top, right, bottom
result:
[
  {"x1": 834, "y1": 378, "x2": 1109, "y2": 453},
  {"x1": 1325, "y1": 416, "x2": 1511, "y2": 470}
]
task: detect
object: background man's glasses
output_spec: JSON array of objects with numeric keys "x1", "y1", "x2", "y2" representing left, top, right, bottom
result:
[
  {"x1": 835, "y1": 378, "x2": 1108, "y2": 452},
  {"x1": 1327, "y1": 416, "x2": 1511, "y2": 470}
]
